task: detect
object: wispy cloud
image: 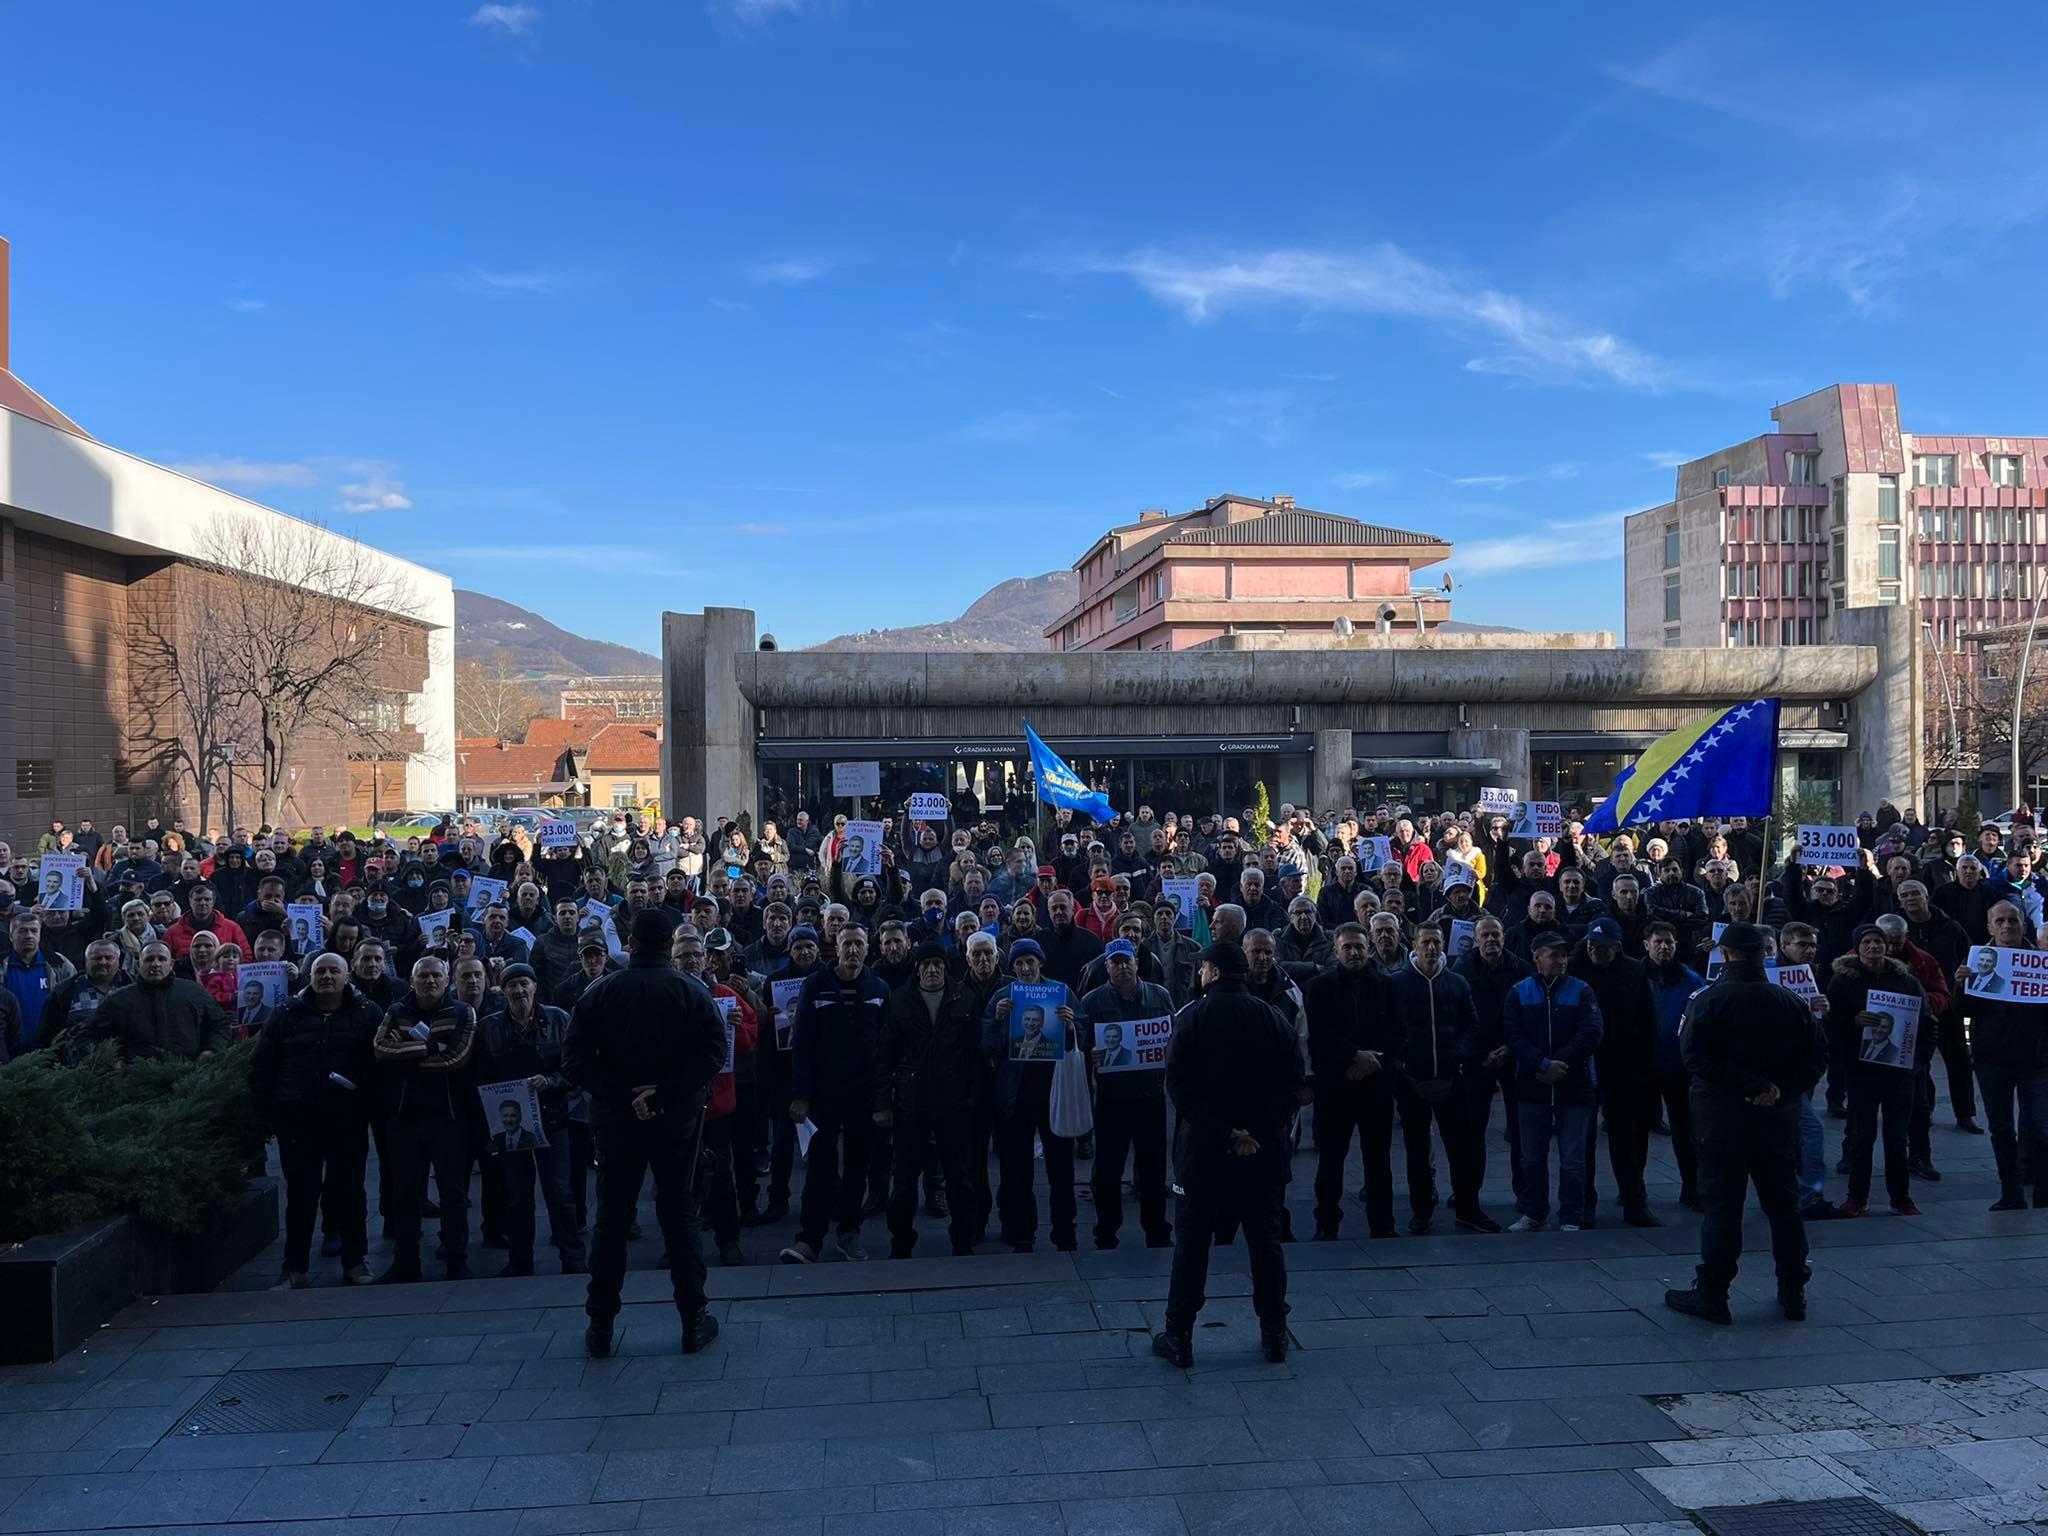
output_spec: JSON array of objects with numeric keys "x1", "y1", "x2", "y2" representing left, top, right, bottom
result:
[
  {"x1": 1084, "y1": 244, "x2": 1666, "y2": 388},
  {"x1": 337, "y1": 465, "x2": 413, "y2": 513},
  {"x1": 737, "y1": 522, "x2": 787, "y2": 536},
  {"x1": 1457, "y1": 512, "x2": 1626, "y2": 575},
  {"x1": 742, "y1": 251, "x2": 858, "y2": 286},
  {"x1": 469, "y1": 3, "x2": 540, "y2": 36},
  {"x1": 459, "y1": 268, "x2": 566, "y2": 296},
  {"x1": 167, "y1": 456, "x2": 319, "y2": 491},
  {"x1": 1333, "y1": 470, "x2": 1392, "y2": 490},
  {"x1": 1641, "y1": 449, "x2": 1692, "y2": 469},
  {"x1": 225, "y1": 296, "x2": 268, "y2": 314},
  {"x1": 722, "y1": 0, "x2": 816, "y2": 22},
  {"x1": 1092, "y1": 383, "x2": 1127, "y2": 401},
  {"x1": 1444, "y1": 461, "x2": 1580, "y2": 490}
]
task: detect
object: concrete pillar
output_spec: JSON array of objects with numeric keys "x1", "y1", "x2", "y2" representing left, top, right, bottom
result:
[
  {"x1": 662, "y1": 606, "x2": 759, "y2": 827},
  {"x1": 1312, "y1": 729, "x2": 1351, "y2": 811},
  {"x1": 1448, "y1": 728, "x2": 1530, "y2": 794},
  {"x1": 1834, "y1": 604, "x2": 1922, "y2": 812}
]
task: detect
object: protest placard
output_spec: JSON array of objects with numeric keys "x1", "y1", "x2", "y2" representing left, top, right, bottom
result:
[
  {"x1": 582, "y1": 900, "x2": 625, "y2": 961},
  {"x1": 238, "y1": 960, "x2": 292, "y2": 1027},
  {"x1": 36, "y1": 852, "x2": 85, "y2": 912},
  {"x1": 1860, "y1": 987, "x2": 1920, "y2": 1068},
  {"x1": 1962, "y1": 944, "x2": 2048, "y2": 1001},
  {"x1": 467, "y1": 875, "x2": 508, "y2": 915},
  {"x1": 1478, "y1": 786, "x2": 1517, "y2": 815},
  {"x1": 1008, "y1": 981, "x2": 1067, "y2": 1060},
  {"x1": 771, "y1": 976, "x2": 806, "y2": 1051},
  {"x1": 1094, "y1": 1014, "x2": 1170, "y2": 1072},
  {"x1": 842, "y1": 819, "x2": 884, "y2": 877},
  {"x1": 1161, "y1": 878, "x2": 1200, "y2": 932},
  {"x1": 832, "y1": 761, "x2": 881, "y2": 798},
  {"x1": 287, "y1": 901, "x2": 325, "y2": 955},
  {"x1": 1449, "y1": 918, "x2": 1476, "y2": 959},
  {"x1": 1798, "y1": 824, "x2": 1861, "y2": 862},
  {"x1": 1357, "y1": 835, "x2": 1393, "y2": 872},
  {"x1": 417, "y1": 908, "x2": 455, "y2": 948},
  {"x1": 478, "y1": 1079, "x2": 549, "y2": 1152},
  {"x1": 1441, "y1": 860, "x2": 1477, "y2": 892},
  {"x1": 908, "y1": 792, "x2": 949, "y2": 823},
  {"x1": 537, "y1": 818, "x2": 577, "y2": 849},
  {"x1": 1768, "y1": 961, "x2": 1819, "y2": 1001},
  {"x1": 1510, "y1": 802, "x2": 1564, "y2": 839},
  {"x1": 715, "y1": 995, "x2": 736, "y2": 1073}
]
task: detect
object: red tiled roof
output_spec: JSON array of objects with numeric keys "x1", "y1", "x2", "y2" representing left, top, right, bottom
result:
[
  {"x1": 526, "y1": 717, "x2": 606, "y2": 749},
  {"x1": 585, "y1": 722, "x2": 661, "y2": 774},
  {"x1": 457, "y1": 740, "x2": 577, "y2": 791}
]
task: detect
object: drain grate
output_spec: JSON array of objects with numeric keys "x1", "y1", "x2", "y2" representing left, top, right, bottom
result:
[
  {"x1": 1697, "y1": 1497, "x2": 1917, "y2": 1535},
  {"x1": 172, "y1": 1365, "x2": 389, "y2": 1436}
]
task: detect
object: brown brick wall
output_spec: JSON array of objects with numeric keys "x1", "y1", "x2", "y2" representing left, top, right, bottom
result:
[{"x1": 1, "y1": 518, "x2": 434, "y2": 843}]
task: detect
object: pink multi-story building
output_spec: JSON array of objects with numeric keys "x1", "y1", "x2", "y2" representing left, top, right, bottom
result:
[
  {"x1": 1045, "y1": 493, "x2": 1452, "y2": 652},
  {"x1": 1624, "y1": 383, "x2": 2048, "y2": 807}
]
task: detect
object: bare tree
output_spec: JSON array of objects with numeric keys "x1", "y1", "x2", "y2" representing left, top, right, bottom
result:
[
  {"x1": 127, "y1": 582, "x2": 246, "y2": 832},
  {"x1": 194, "y1": 515, "x2": 427, "y2": 826},
  {"x1": 454, "y1": 650, "x2": 545, "y2": 739}
]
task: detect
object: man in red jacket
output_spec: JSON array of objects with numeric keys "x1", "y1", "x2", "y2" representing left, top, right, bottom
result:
[
  {"x1": 163, "y1": 883, "x2": 251, "y2": 960},
  {"x1": 672, "y1": 926, "x2": 757, "y2": 1266}
]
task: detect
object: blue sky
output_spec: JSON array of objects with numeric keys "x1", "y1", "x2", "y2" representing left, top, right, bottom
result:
[{"x1": 7, "y1": 2, "x2": 2047, "y2": 651}]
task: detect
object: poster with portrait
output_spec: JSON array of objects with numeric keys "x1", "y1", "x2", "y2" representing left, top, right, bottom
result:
[
  {"x1": 237, "y1": 960, "x2": 292, "y2": 1028},
  {"x1": 416, "y1": 907, "x2": 455, "y2": 949},
  {"x1": 1449, "y1": 918, "x2": 1476, "y2": 960},
  {"x1": 467, "y1": 875, "x2": 508, "y2": 916},
  {"x1": 477, "y1": 1078, "x2": 550, "y2": 1153},
  {"x1": 1008, "y1": 981, "x2": 1068, "y2": 1061},
  {"x1": 1441, "y1": 860, "x2": 1477, "y2": 892},
  {"x1": 771, "y1": 976, "x2": 806, "y2": 1052},
  {"x1": 715, "y1": 994, "x2": 736, "y2": 1074},
  {"x1": 1962, "y1": 945, "x2": 2048, "y2": 1001},
  {"x1": 842, "y1": 820, "x2": 884, "y2": 877},
  {"x1": 1161, "y1": 877, "x2": 1200, "y2": 932},
  {"x1": 36, "y1": 853, "x2": 85, "y2": 912},
  {"x1": 286, "y1": 901, "x2": 326, "y2": 956},
  {"x1": 1860, "y1": 987, "x2": 1920, "y2": 1069},
  {"x1": 1357, "y1": 835, "x2": 1393, "y2": 872},
  {"x1": 1093, "y1": 1014, "x2": 1170, "y2": 1072},
  {"x1": 582, "y1": 898, "x2": 625, "y2": 961},
  {"x1": 1510, "y1": 801, "x2": 1564, "y2": 839}
]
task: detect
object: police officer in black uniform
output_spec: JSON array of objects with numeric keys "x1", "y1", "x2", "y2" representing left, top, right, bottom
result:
[
  {"x1": 562, "y1": 905, "x2": 730, "y2": 1359},
  {"x1": 1153, "y1": 941, "x2": 1303, "y2": 1369},
  {"x1": 1665, "y1": 921, "x2": 1829, "y2": 1325}
]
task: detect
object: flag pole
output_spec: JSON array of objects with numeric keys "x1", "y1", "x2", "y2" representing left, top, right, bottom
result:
[{"x1": 1756, "y1": 812, "x2": 1771, "y2": 922}]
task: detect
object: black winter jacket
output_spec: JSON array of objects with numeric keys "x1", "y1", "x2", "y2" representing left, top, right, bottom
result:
[
  {"x1": 561, "y1": 956, "x2": 726, "y2": 1130},
  {"x1": 250, "y1": 987, "x2": 383, "y2": 1123},
  {"x1": 877, "y1": 977, "x2": 985, "y2": 1116}
]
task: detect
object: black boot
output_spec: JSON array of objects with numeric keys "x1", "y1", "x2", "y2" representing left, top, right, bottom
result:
[
  {"x1": 1151, "y1": 1330, "x2": 1193, "y2": 1368},
  {"x1": 682, "y1": 1310, "x2": 721, "y2": 1355},
  {"x1": 1777, "y1": 1264, "x2": 1811, "y2": 1322},
  {"x1": 584, "y1": 1321, "x2": 614, "y2": 1359},
  {"x1": 1992, "y1": 1187, "x2": 2028, "y2": 1212},
  {"x1": 1260, "y1": 1325, "x2": 1289, "y2": 1364},
  {"x1": 1663, "y1": 1287, "x2": 1732, "y2": 1325}
]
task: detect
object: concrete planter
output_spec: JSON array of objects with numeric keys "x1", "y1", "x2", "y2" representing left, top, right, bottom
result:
[{"x1": 0, "y1": 1179, "x2": 278, "y2": 1364}]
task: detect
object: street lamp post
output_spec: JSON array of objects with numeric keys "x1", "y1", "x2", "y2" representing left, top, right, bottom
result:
[
  {"x1": 1924, "y1": 622, "x2": 1961, "y2": 817},
  {"x1": 2012, "y1": 576, "x2": 2048, "y2": 814}
]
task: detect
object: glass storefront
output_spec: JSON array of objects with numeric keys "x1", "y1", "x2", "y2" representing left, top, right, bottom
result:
[
  {"x1": 1530, "y1": 750, "x2": 1637, "y2": 810},
  {"x1": 1350, "y1": 776, "x2": 1482, "y2": 815}
]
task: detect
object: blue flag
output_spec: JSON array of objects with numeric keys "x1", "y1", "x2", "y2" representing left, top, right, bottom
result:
[
  {"x1": 1583, "y1": 698, "x2": 1781, "y2": 834},
  {"x1": 1024, "y1": 720, "x2": 1114, "y2": 822}
]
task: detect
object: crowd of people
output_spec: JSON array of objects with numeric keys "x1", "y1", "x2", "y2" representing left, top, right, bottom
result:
[{"x1": 2, "y1": 791, "x2": 2043, "y2": 1358}]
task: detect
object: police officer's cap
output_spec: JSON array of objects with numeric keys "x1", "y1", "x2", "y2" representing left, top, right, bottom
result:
[
  {"x1": 1201, "y1": 940, "x2": 1249, "y2": 976},
  {"x1": 1719, "y1": 921, "x2": 1767, "y2": 956}
]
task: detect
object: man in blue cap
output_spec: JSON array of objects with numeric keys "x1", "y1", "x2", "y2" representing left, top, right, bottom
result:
[
  {"x1": 981, "y1": 938, "x2": 1080, "y2": 1252},
  {"x1": 1079, "y1": 939, "x2": 1175, "y2": 1249}
]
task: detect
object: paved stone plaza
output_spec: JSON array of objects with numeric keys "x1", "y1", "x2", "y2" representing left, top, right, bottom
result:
[{"x1": 6, "y1": 1118, "x2": 2048, "y2": 1536}]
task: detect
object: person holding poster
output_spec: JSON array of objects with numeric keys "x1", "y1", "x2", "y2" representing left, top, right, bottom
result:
[
  {"x1": 371, "y1": 955, "x2": 479, "y2": 1283},
  {"x1": 753, "y1": 925, "x2": 823, "y2": 1226},
  {"x1": 1662, "y1": 922, "x2": 1829, "y2": 1328},
  {"x1": 839, "y1": 821, "x2": 884, "y2": 879},
  {"x1": 980, "y1": 941, "x2": 1080, "y2": 1252},
  {"x1": 1822, "y1": 926, "x2": 1927, "y2": 1217},
  {"x1": 1078, "y1": 940, "x2": 1175, "y2": 1249},
  {"x1": 476, "y1": 963, "x2": 586, "y2": 1278},
  {"x1": 1960, "y1": 902, "x2": 2048, "y2": 1211},
  {"x1": 1151, "y1": 941, "x2": 1303, "y2": 1369},
  {"x1": 781, "y1": 925, "x2": 892, "y2": 1265},
  {"x1": 875, "y1": 941, "x2": 985, "y2": 1258}
]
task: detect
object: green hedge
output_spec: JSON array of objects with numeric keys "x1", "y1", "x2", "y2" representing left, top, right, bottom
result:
[{"x1": 0, "y1": 1041, "x2": 257, "y2": 1242}]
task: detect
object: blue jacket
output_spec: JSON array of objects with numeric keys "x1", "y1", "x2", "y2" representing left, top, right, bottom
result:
[
  {"x1": 1645, "y1": 959, "x2": 1705, "y2": 1076},
  {"x1": 1501, "y1": 971, "x2": 1604, "y2": 1106}
]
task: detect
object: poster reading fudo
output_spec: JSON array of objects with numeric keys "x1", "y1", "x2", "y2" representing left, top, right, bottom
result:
[
  {"x1": 1963, "y1": 945, "x2": 2048, "y2": 1002},
  {"x1": 1093, "y1": 1015, "x2": 1171, "y2": 1072}
]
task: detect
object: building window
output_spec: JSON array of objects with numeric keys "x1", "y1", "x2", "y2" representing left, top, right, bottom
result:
[
  {"x1": 1878, "y1": 474, "x2": 1899, "y2": 523},
  {"x1": 1779, "y1": 618, "x2": 1795, "y2": 646},
  {"x1": 1798, "y1": 617, "x2": 1814, "y2": 644},
  {"x1": 611, "y1": 782, "x2": 639, "y2": 808},
  {"x1": 1113, "y1": 585, "x2": 1137, "y2": 623},
  {"x1": 1714, "y1": 467, "x2": 1731, "y2": 488},
  {"x1": 1878, "y1": 528, "x2": 1901, "y2": 580},
  {"x1": 1787, "y1": 451, "x2": 1820, "y2": 485},
  {"x1": 1830, "y1": 478, "x2": 1847, "y2": 526},
  {"x1": 1663, "y1": 525, "x2": 1680, "y2": 567},
  {"x1": 1727, "y1": 620, "x2": 1741, "y2": 647},
  {"x1": 1994, "y1": 454, "x2": 2025, "y2": 487},
  {"x1": 1914, "y1": 453, "x2": 1958, "y2": 487},
  {"x1": 15, "y1": 759, "x2": 53, "y2": 798},
  {"x1": 1798, "y1": 561, "x2": 1814, "y2": 597},
  {"x1": 1662, "y1": 626, "x2": 1679, "y2": 648},
  {"x1": 1663, "y1": 572, "x2": 1681, "y2": 621},
  {"x1": 1878, "y1": 582, "x2": 1902, "y2": 606}
]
